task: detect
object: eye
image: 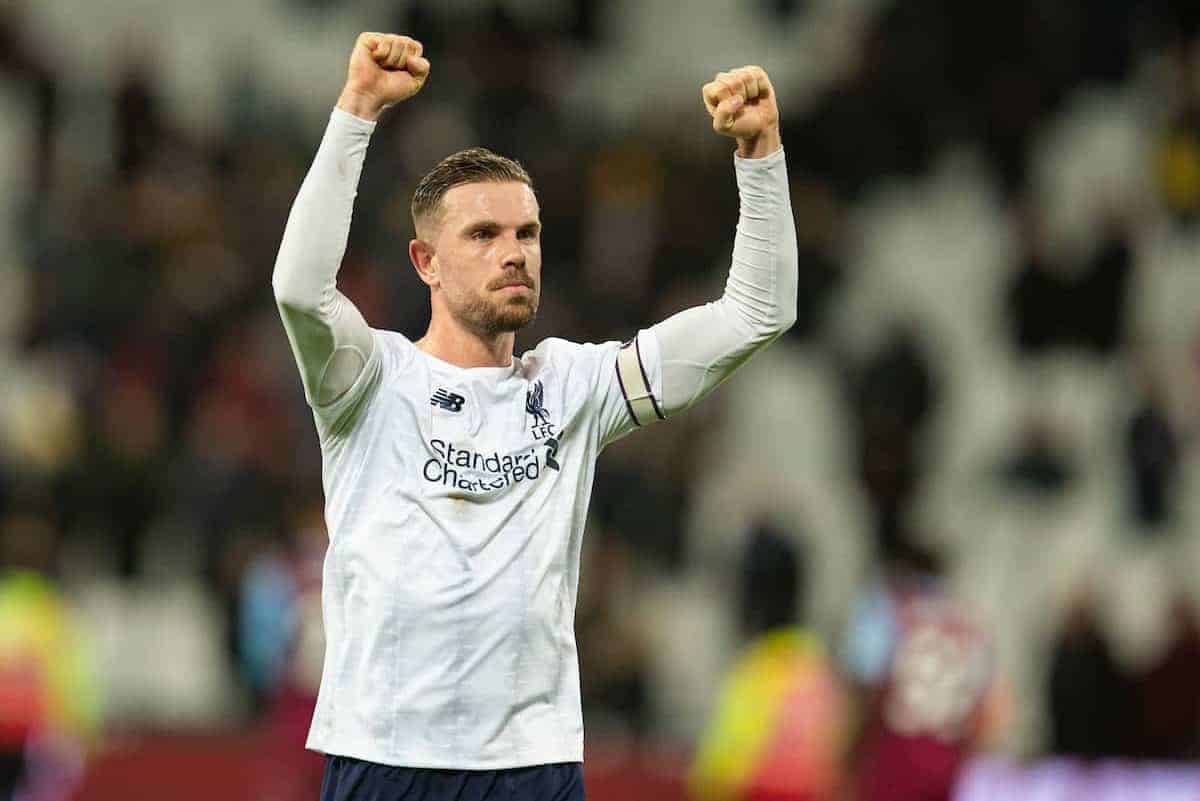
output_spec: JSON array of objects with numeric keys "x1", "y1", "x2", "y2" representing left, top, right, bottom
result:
[
  {"x1": 471, "y1": 229, "x2": 493, "y2": 241},
  {"x1": 519, "y1": 229, "x2": 538, "y2": 241}
]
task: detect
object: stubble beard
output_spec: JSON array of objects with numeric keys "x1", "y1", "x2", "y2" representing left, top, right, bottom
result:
[{"x1": 454, "y1": 289, "x2": 539, "y2": 337}]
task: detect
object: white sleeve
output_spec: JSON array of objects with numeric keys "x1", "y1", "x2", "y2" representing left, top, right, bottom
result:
[
  {"x1": 272, "y1": 108, "x2": 383, "y2": 433},
  {"x1": 601, "y1": 145, "x2": 797, "y2": 444}
]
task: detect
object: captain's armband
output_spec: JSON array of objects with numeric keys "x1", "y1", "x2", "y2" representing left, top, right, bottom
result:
[{"x1": 614, "y1": 337, "x2": 665, "y2": 427}]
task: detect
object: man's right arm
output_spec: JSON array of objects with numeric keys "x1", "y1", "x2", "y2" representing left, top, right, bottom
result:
[
  {"x1": 272, "y1": 108, "x2": 378, "y2": 411},
  {"x1": 271, "y1": 33, "x2": 430, "y2": 419}
]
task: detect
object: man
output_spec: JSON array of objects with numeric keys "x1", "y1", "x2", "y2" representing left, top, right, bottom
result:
[
  {"x1": 272, "y1": 31, "x2": 797, "y2": 801},
  {"x1": 689, "y1": 524, "x2": 849, "y2": 801},
  {"x1": 0, "y1": 516, "x2": 99, "y2": 801},
  {"x1": 842, "y1": 544, "x2": 1005, "y2": 801}
]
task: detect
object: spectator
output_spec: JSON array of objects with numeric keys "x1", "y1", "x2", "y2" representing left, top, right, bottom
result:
[
  {"x1": 690, "y1": 524, "x2": 848, "y2": 801},
  {"x1": 0, "y1": 514, "x2": 99, "y2": 801},
  {"x1": 576, "y1": 535, "x2": 651, "y2": 739},
  {"x1": 845, "y1": 323, "x2": 938, "y2": 558},
  {"x1": 240, "y1": 503, "x2": 327, "y2": 801},
  {"x1": 842, "y1": 542, "x2": 1003, "y2": 801}
]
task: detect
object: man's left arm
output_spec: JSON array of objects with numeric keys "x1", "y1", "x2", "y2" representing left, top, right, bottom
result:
[{"x1": 605, "y1": 66, "x2": 797, "y2": 436}]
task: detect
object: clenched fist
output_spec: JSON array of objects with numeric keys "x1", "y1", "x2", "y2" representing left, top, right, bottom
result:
[
  {"x1": 337, "y1": 33, "x2": 430, "y2": 122},
  {"x1": 702, "y1": 66, "x2": 780, "y2": 158}
]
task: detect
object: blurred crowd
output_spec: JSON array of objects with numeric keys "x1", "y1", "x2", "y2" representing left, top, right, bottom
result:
[{"x1": 2, "y1": 0, "x2": 1200, "y2": 799}]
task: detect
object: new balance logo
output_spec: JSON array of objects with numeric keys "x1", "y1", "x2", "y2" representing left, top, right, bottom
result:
[{"x1": 430, "y1": 388, "x2": 465, "y2": 413}]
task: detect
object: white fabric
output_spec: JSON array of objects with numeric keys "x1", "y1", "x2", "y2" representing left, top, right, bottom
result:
[{"x1": 271, "y1": 108, "x2": 797, "y2": 769}]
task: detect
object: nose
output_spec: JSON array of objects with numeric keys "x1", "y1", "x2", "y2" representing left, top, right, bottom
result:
[{"x1": 501, "y1": 235, "x2": 526, "y2": 269}]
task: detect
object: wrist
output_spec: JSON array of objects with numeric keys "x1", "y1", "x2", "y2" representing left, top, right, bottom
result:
[
  {"x1": 736, "y1": 125, "x2": 781, "y2": 159},
  {"x1": 336, "y1": 88, "x2": 385, "y2": 122}
]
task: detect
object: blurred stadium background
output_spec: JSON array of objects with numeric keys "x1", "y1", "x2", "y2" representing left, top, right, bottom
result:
[{"x1": 2, "y1": 0, "x2": 1200, "y2": 799}]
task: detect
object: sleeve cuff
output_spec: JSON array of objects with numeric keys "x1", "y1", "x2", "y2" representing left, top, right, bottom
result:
[
  {"x1": 733, "y1": 144, "x2": 785, "y2": 171},
  {"x1": 330, "y1": 106, "x2": 378, "y2": 135}
]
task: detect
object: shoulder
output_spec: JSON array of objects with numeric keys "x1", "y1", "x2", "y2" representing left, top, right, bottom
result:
[
  {"x1": 519, "y1": 336, "x2": 621, "y2": 377},
  {"x1": 372, "y1": 328, "x2": 421, "y2": 373}
]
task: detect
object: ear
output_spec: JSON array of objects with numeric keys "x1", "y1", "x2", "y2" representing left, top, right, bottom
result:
[{"x1": 410, "y1": 239, "x2": 439, "y2": 288}]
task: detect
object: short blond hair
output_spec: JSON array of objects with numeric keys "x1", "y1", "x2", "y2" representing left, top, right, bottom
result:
[{"x1": 411, "y1": 147, "x2": 533, "y2": 235}]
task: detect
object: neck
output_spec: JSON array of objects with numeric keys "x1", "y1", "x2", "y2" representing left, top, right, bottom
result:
[{"x1": 416, "y1": 313, "x2": 516, "y2": 369}]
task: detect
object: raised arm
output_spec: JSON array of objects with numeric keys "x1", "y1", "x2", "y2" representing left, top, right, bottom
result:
[
  {"x1": 616, "y1": 66, "x2": 797, "y2": 427},
  {"x1": 271, "y1": 33, "x2": 430, "y2": 416}
]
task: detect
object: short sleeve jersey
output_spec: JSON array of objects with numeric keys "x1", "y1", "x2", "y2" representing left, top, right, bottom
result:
[{"x1": 306, "y1": 327, "x2": 658, "y2": 769}]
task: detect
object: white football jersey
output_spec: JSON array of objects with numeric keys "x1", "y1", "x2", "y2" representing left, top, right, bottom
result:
[
  {"x1": 305, "y1": 328, "x2": 661, "y2": 769},
  {"x1": 273, "y1": 108, "x2": 797, "y2": 771}
]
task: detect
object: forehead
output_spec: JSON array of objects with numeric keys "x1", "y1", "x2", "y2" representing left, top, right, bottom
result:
[{"x1": 440, "y1": 181, "x2": 539, "y2": 226}]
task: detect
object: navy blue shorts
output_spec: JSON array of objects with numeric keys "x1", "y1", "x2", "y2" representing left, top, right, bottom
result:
[{"x1": 319, "y1": 754, "x2": 585, "y2": 801}]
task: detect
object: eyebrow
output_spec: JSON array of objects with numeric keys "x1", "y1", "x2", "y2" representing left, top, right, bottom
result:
[{"x1": 463, "y1": 220, "x2": 542, "y2": 234}]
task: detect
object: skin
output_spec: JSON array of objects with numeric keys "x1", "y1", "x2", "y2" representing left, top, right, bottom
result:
[
  {"x1": 335, "y1": 33, "x2": 781, "y2": 368},
  {"x1": 407, "y1": 182, "x2": 543, "y2": 368}
]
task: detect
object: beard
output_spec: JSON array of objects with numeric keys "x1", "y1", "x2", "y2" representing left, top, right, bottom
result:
[{"x1": 452, "y1": 284, "x2": 539, "y2": 336}]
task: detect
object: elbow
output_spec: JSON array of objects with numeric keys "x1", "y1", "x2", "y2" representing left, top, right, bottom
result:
[
  {"x1": 756, "y1": 313, "x2": 794, "y2": 346},
  {"x1": 776, "y1": 302, "x2": 798, "y2": 336},
  {"x1": 742, "y1": 312, "x2": 793, "y2": 349},
  {"x1": 758, "y1": 295, "x2": 798, "y2": 342},
  {"x1": 271, "y1": 267, "x2": 318, "y2": 316},
  {"x1": 720, "y1": 296, "x2": 796, "y2": 348},
  {"x1": 270, "y1": 253, "x2": 290, "y2": 300},
  {"x1": 767, "y1": 261, "x2": 799, "y2": 337},
  {"x1": 271, "y1": 271, "x2": 299, "y2": 309}
]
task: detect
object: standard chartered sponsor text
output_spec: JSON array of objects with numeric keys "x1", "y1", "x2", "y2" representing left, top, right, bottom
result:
[{"x1": 423, "y1": 438, "x2": 544, "y2": 492}]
